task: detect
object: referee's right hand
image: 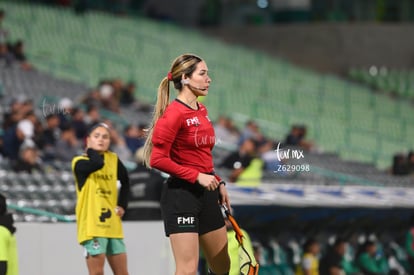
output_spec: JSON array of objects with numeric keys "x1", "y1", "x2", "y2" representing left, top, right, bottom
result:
[{"x1": 197, "y1": 173, "x2": 219, "y2": 191}]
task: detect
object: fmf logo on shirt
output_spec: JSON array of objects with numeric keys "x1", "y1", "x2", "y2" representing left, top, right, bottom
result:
[{"x1": 186, "y1": 116, "x2": 200, "y2": 126}]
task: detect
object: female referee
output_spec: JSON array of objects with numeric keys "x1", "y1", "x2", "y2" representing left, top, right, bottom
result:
[
  {"x1": 72, "y1": 122, "x2": 130, "y2": 275},
  {"x1": 143, "y1": 53, "x2": 231, "y2": 275}
]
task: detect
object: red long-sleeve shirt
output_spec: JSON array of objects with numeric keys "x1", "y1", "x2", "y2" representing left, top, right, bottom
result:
[{"x1": 150, "y1": 99, "x2": 221, "y2": 183}]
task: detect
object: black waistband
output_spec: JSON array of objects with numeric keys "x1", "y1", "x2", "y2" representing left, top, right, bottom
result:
[{"x1": 167, "y1": 177, "x2": 205, "y2": 195}]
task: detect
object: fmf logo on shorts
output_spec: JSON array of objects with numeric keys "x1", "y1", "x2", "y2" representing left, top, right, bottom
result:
[{"x1": 177, "y1": 216, "x2": 195, "y2": 225}]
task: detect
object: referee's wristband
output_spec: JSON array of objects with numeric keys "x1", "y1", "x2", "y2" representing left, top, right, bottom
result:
[{"x1": 219, "y1": 181, "x2": 226, "y2": 186}]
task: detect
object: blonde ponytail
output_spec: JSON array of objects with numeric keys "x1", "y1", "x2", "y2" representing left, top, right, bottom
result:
[{"x1": 142, "y1": 77, "x2": 170, "y2": 167}]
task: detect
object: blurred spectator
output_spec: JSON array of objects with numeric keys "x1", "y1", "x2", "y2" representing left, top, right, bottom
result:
[
  {"x1": 57, "y1": 97, "x2": 73, "y2": 128},
  {"x1": 2, "y1": 96, "x2": 28, "y2": 130},
  {"x1": 5, "y1": 95, "x2": 33, "y2": 124},
  {"x1": 407, "y1": 151, "x2": 414, "y2": 174},
  {"x1": 0, "y1": 10, "x2": 12, "y2": 67},
  {"x1": 0, "y1": 23, "x2": 33, "y2": 70},
  {"x1": 81, "y1": 88, "x2": 101, "y2": 108},
  {"x1": 120, "y1": 81, "x2": 136, "y2": 106},
  {"x1": 220, "y1": 138, "x2": 257, "y2": 182},
  {"x1": 0, "y1": 130, "x2": 4, "y2": 160},
  {"x1": 285, "y1": 124, "x2": 314, "y2": 151},
  {"x1": 70, "y1": 107, "x2": 88, "y2": 140},
  {"x1": 36, "y1": 113, "x2": 60, "y2": 160},
  {"x1": 41, "y1": 114, "x2": 61, "y2": 146},
  {"x1": 219, "y1": 138, "x2": 264, "y2": 186},
  {"x1": 214, "y1": 115, "x2": 240, "y2": 150},
  {"x1": 54, "y1": 123, "x2": 81, "y2": 162},
  {"x1": 84, "y1": 104, "x2": 101, "y2": 127},
  {"x1": 0, "y1": 42, "x2": 13, "y2": 67},
  {"x1": 356, "y1": 240, "x2": 388, "y2": 275},
  {"x1": 123, "y1": 147, "x2": 164, "y2": 221},
  {"x1": 239, "y1": 120, "x2": 268, "y2": 149},
  {"x1": 391, "y1": 153, "x2": 410, "y2": 176},
  {"x1": 252, "y1": 242, "x2": 263, "y2": 268},
  {"x1": 3, "y1": 110, "x2": 37, "y2": 160},
  {"x1": 0, "y1": 9, "x2": 9, "y2": 43},
  {"x1": 260, "y1": 140, "x2": 285, "y2": 173},
  {"x1": 405, "y1": 213, "x2": 414, "y2": 273},
  {"x1": 137, "y1": 123, "x2": 147, "y2": 143},
  {"x1": 319, "y1": 237, "x2": 347, "y2": 275},
  {"x1": 32, "y1": 118, "x2": 45, "y2": 153},
  {"x1": 2, "y1": 121, "x2": 23, "y2": 160},
  {"x1": 119, "y1": 81, "x2": 151, "y2": 112},
  {"x1": 103, "y1": 119, "x2": 132, "y2": 162},
  {"x1": 296, "y1": 238, "x2": 320, "y2": 275},
  {"x1": 123, "y1": 123, "x2": 145, "y2": 155},
  {"x1": 9, "y1": 40, "x2": 33, "y2": 70},
  {"x1": 0, "y1": 193, "x2": 19, "y2": 275},
  {"x1": 99, "y1": 82, "x2": 120, "y2": 113},
  {"x1": 11, "y1": 143, "x2": 43, "y2": 174},
  {"x1": 16, "y1": 110, "x2": 38, "y2": 145}
]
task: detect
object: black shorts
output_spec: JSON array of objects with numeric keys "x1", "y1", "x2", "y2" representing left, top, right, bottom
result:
[{"x1": 160, "y1": 177, "x2": 225, "y2": 237}]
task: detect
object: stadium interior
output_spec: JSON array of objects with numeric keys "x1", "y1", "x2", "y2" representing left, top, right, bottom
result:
[{"x1": 0, "y1": 0, "x2": 414, "y2": 274}]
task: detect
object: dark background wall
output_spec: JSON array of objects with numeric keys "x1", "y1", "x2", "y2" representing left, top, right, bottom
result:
[{"x1": 200, "y1": 23, "x2": 414, "y2": 75}]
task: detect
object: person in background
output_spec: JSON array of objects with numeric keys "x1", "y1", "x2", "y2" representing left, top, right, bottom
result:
[
  {"x1": 57, "y1": 97, "x2": 74, "y2": 129},
  {"x1": 238, "y1": 120, "x2": 268, "y2": 149},
  {"x1": 103, "y1": 119, "x2": 132, "y2": 163},
  {"x1": 119, "y1": 81, "x2": 136, "y2": 107},
  {"x1": 0, "y1": 9, "x2": 9, "y2": 44},
  {"x1": 407, "y1": 151, "x2": 414, "y2": 174},
  {"x1": 405, "y1": 213, "x2": 414, "y2": 273},
  {"x1": 84, "y1": 104, "x2": 101, "y2": 128},
  {"x1": 70, "y1": 107, "x2": 88, "y2": 141},
  {"x1": 220, "y1": 138, "x2": 263, "y2": 186},
  {"x1": 11, "y1": 142, "x2": 43, "y2": 174},
  {"x1": 72, "y1": 122, "x2": 130, "y2": 275},
  {"x1": 55, "y1": 123, "x2": 81, "y2": 162},
  {"x1": 16, "y1": 110, "x2": 38, "y2": 147},
  {"x1": 39, "y1": 113, "x2": 61, "y2": 160},
  {"x1": 285, "y1": 125, "x2": 314, "y2": 151},
  {"x1": 319, "y1": 237, "x2": 346, "y2": 275},
  {"x1": 356, "y1": 240, "x2": 388, "y2": 275},
  {"x1": 0, "y1": 193, "x2": 18, "y2": 275},
  {"x1": 99, "y1": 83, "x2": 120, "y2": 113},
  {"x1": 0, "y1": 9, "x2": 12, "y2": 68},
  {"x1": 143, "y1": 53, "x2": 230, "y2": 275},
  {"x1": 10, "y1": 40, "x2": 33, "y2": 70},
  {"x1": 391, "y1": 153, "x2": 410, "y2": 176},
  {"x1": 123, "y1": 124, "x2": 144, "y2": 156},
  {"x1": 213, "y1": 115, "x2": 240, "y2": 150},
  {"x1": 296, "y1": 238, "x2": 320, "y2": 275},
  {"x1": 123, "y1": 147, "x2": 165, "y2": 221}
]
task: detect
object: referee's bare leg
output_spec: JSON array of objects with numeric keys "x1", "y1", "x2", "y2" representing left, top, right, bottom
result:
[
  {"x1": 170, "y1": 232, "x2": 200, "y2": 275},
  {"x1": 200, "y1": 226, "x2": 230, "y2": 275}
]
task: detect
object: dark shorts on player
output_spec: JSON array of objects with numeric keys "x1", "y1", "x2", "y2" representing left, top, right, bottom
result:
[{"x1": 160, "y1": 177, "x2": 225, "y2": 237}]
